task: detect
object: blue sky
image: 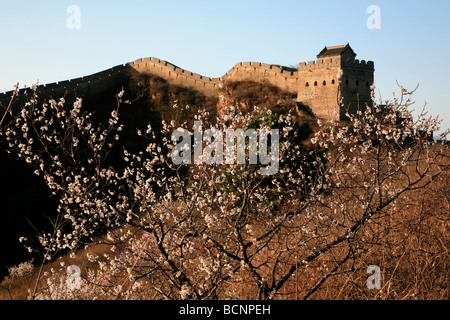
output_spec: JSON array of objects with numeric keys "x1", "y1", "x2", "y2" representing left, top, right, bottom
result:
[{"x1": 1, "y1": 0, "x2": 449, "y2": 133}]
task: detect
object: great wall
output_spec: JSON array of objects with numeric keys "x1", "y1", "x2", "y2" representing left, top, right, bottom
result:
[{"x1": 0, "y1": 44, "x2": 374, "y2": 121}]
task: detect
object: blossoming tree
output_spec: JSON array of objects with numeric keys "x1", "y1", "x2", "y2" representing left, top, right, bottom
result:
[{"x1": 0, "y1": 82, "x2": 448, "y2": 300}]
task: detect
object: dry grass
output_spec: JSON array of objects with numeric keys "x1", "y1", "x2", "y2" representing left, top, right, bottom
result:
[
  {"x1": 1, "y1": 150, "x2": 448, "y2": 300},
  {"x1": 0, "y1": 242, "x2": 107, "y2": 300}
]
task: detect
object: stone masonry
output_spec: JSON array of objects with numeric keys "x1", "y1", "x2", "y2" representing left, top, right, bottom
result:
[{"x1": 0, "y1": 44, "x2": 374, "y2": 121}]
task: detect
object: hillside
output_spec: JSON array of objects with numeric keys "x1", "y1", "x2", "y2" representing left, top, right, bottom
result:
[
  {"x1": 1, "y1": 57, "x2": 447, "y2": 302},
  {"x1": 1, "y1": 139, "x2": 448, "y2": 300}
]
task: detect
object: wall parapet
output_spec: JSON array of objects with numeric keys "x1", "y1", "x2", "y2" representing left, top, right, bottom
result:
[
  {"x1": 225, "y1": 62, "x2": 298, "y2": 79},
  {"x1": 343, "y1": 59, "x2": 374, "y2": 70},
  {"x1": 0, "y1": 64, "x2": 129, "y2": 97},
  {"x1": 298, "y1": 57, "x2": 374, "y2": 71},
  {"x1": 298, "y1": 58, "x2": 341, "y2": 69},
  {"x1": 130, "y1": 57, "x2": 224, "y2": 88},
  {"x1": 130, "y1": 57, "x2": 227, "y2": 96}
]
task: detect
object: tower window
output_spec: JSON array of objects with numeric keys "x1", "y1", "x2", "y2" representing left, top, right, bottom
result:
[
  {"x1": 345, "y1": 79, "x2": 349, "y2": 85},
  {"x1": 323, "y1": 80, "x2": 326, "y2": 86},
  {"x1": 356, "y1": 80, "x2": 359, "y2": 86},
  {"x1": 314, "y1": 81, "x2": 318, "y2": 86},
  {"x1": 366, "y1": 81, "x2": 370, "y2": 87},
  {"x1": 332, "y1": 79, "x2": 335, "y2": 85},
  {"x1": 306, "y1": 82, "x2": 309, "y2": 87}
]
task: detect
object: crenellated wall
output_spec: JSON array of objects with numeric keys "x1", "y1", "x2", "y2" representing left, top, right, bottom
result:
[
  {"x1": 129, "y1": 57, "x2": 222, "y2": 96},
  {"x1": 0, "y1": 64, "x2": 130, "y2": 100},
  {"x1": 1, "y1": 46, "x2": 375, "y2": 121},
  {"x1": 296, "y1": 55, "x2": 374, "y2": 121},
  {"x1": 223, "y1": 62, "x2": 299, "y2": 93},
  {"x1": 297, "y1": 58, "x2": 341, "y2": 121},
  {"x1": 128, "y1": 57, "x2": 300, "y2": 97}
]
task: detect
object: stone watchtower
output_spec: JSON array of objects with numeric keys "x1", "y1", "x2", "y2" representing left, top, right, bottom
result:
[{"x1": 297, "y1": 44, "x2": 374, "y2": 121}]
